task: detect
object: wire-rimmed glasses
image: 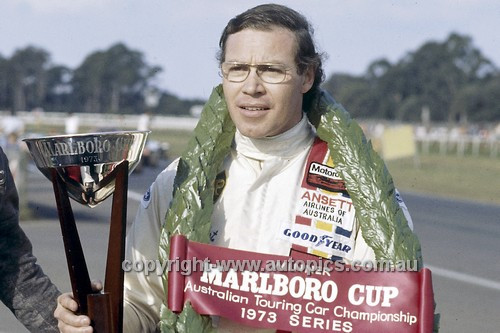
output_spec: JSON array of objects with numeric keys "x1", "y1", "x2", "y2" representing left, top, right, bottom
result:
[{"x1": 220, "y1": 62, "x2": 291, "y2": 84}]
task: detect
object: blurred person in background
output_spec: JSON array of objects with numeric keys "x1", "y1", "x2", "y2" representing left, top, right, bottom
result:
[
  {"x1": 1, "y1": 110, "x2": 30, "y2": 218},
  {"x1": 65, "y1": 112, "x2": 80, "y2": 134},
  {"x1": 1, "y1": 110, "x2": 25, "y2": 140}
]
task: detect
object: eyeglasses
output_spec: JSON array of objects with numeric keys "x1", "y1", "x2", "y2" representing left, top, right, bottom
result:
[{"x1": 220, "y1": 62, "x2": 291, "y2": 84}]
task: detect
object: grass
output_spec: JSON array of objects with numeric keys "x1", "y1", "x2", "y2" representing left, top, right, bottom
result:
[
  {"x1": 24, "y1": 124, "x2": 499, "y2": 206},
  {"x1": 386, "y1": 154, "x2": 500, "y2": 206},
  {"x1": 147, "y1": 129, "x2": 193, "y2": 159}
]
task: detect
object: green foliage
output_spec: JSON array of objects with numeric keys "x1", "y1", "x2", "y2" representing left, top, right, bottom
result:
[
  {"x1": 451, "y1": 76, "x2": 500, "y2": 122},
  {"x1": 0, "y1": 43, "x2": 195, "y2": 116},
  {"x1": 44, "y1": 65, "x2": 72, "y2": 111},
  {"x1": 71, "y1": 43, "x2": 161, "y2": 114},
  {"x1": 158, "y1": 86, "x2": 235, "y2": 332},
  {"x1": 155, "y1": 93, "x2": 205, "y2": 116},
  {"x1": 323, "y1": 32, "x2": 500, "y2": 123},
  {"x1": 0, "y1": 46, "x2": 51, "y2": 111}
]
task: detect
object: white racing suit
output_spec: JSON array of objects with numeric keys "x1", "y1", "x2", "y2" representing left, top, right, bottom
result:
[{"x1": 123, "y1": 116, "x2": 413, "y2": 332}]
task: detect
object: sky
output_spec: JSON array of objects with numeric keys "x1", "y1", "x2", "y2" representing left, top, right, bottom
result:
[{"x1": 1, "y1": 0, "x2": 500, "y2": 100}]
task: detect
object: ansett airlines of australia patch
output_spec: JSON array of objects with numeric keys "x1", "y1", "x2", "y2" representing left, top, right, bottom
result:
[{"x1": 298, "y1": 188, "x2": 355, "y2": 231}]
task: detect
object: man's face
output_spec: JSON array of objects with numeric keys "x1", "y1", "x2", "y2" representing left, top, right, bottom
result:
[{"x1": 222, "y1": 27, "x2": 314, "y2": 138}]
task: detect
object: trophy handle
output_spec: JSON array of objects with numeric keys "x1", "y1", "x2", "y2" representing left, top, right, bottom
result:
[
  {"x1": 104, "y1": 160, "x2": 128, "y2": 333},
  {"x1": 51, "y1": 169, "x2": 93, "y2": 314}
]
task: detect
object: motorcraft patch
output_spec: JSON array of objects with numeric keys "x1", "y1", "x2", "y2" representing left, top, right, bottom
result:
[{"x1": 307, "y1": 162, "x2": 346, "y2": 192}]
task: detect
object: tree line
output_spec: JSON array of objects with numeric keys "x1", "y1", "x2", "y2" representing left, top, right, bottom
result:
[
  {"x1": 0, "y1": 43, "x2": 204, "y2": 116},
  {"x1": 0, "y1": 33, "x2": 498, "y2": 122},
  {"x1": 322, "y1": 33, "x2": 500, "y2": 123}
]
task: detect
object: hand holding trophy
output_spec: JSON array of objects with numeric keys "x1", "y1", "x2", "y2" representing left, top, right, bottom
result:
[{"x1": 24, "y1": 131, "x2": 149, "y2": 333}]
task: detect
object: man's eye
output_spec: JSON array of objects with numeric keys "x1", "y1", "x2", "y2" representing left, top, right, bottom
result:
[
  {"x1": 229, "y1": 65, "x2": 249, "y2": 72},
  {"x1": 260, "y1": 66, "x2": 285, "y2": 74}
]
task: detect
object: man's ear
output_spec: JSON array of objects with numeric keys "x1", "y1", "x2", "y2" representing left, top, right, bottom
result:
[{"x1": 301, "y1": 66, "x2": 315, "y2": 94}]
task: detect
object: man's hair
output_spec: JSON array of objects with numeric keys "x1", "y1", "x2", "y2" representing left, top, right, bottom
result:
[{"x1": 217, "y1": 4, "x2": 325, "y2": 111}]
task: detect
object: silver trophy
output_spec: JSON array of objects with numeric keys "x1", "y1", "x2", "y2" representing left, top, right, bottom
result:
[{"x1": 24, "y1": 131, "x2": 149, "y2": 333}]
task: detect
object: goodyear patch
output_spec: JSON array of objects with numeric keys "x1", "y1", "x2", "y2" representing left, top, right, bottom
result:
[{"x1": 279, "y1": 222, "x2": 355, "y2": 261}]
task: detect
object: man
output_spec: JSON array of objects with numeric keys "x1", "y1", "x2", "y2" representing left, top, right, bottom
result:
[
  {"x1": 0, "y1": 146, "x2": 61, "y2": 332},
  {"x1": 55, "y1": 4, "x2": 421, "y2": 332}
]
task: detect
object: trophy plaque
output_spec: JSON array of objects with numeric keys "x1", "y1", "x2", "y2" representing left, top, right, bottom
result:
[{"x1": 24, "y1": 131, "x2": 149, "y2": 333}]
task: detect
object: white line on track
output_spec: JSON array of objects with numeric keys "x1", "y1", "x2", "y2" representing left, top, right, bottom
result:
[{"x1": 426, "y1": 265, "x2": 500, "y2": 291}]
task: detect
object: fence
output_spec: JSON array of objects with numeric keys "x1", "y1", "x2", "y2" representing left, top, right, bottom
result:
[
  {"x1": 414, "y1": 126, "x2": 499, "y2": 158},
  {"x1": 359, "y1": 121, "x2": 499, "y2": 159}
]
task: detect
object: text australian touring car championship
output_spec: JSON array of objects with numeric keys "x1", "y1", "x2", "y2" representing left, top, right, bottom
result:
[{"x1": 184, "y1": 265, "x2": 418, "y2": 332}]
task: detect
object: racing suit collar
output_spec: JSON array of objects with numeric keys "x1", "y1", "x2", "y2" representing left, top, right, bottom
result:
[{"x1": 233, "y1": 114, "x2": 314, "y2": 161}]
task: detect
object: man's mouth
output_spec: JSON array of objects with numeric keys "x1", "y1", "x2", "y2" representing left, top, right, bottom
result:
[
  {"x1": 236, "y1": 103, "x2": 271, "y2": 118},
  {"x1": 241, "y1": 106, "x2": 269, "y2": 111}
]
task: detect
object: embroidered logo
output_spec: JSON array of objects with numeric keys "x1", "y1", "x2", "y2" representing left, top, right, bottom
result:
[
  {"x1": 213, "y1": 171, "x2": 226, "y2": 203},
  {"x1": 307, "y1": 162, "x2": 346, "y2": 192},
  {"x1": 279, "y1": 223, "x2": 354, "y2": 260},
  {"x1": 209, "y1": 230, "x2": 219, "y2": 242},
  {"x1": 298, "y1": 188, "x2": 355, "y2": 231},
  {"x1": 141, "y1": 187, "x2": 152, "y2": 209}
]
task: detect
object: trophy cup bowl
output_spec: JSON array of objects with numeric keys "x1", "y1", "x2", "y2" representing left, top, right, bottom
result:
[
  {"x1": 24, "y1": 131, "x2": 149, "y2": 333},
  {"x1": 24, "y1": 131, "x2": 148, "y2": 207}
]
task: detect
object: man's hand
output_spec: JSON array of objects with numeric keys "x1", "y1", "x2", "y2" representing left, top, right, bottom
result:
[{"x1": 54, "y1": 281, "x2": 102, "y2": 333}]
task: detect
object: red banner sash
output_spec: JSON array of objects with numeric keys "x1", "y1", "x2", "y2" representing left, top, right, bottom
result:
[{"x1": 168, "y1": 235, "x2": 434, "y2": 333}]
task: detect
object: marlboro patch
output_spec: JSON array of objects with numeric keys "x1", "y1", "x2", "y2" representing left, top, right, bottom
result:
[{"x1": 307, "y1": 162, "x2": 346, "y2": 192}]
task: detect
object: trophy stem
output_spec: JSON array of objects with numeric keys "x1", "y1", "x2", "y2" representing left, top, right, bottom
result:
[
  {"x1": 51, "y1": 169, "x2": 93, "y2": 314},
  {"x1": 104, "y1": 160, "x2": 128, "y2": 333}
]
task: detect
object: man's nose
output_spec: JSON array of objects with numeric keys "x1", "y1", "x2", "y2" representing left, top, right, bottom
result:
[{"x1": 242, "y1": 69, "x2": 265, "y2": 95}]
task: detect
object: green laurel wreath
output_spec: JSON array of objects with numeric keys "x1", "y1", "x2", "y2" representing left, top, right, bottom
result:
[{"x1": 158, "y1": 85, "x2": 435, "y2": 332}]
